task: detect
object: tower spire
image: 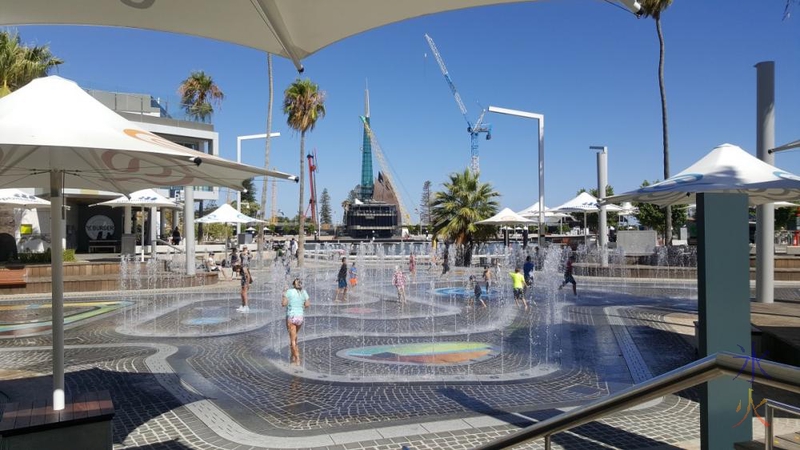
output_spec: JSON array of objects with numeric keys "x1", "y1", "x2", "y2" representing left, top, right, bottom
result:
[{"x1": 359, "y1": 80, "x2": 374, "y2": 201}]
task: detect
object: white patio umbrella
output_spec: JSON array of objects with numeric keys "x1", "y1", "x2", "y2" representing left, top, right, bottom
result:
[
  {"x1": 0, "y1": 188, "x2": 51, "y2": 208},
  {"x1": 0, "y1": 0, "x2": 645, "y2": 72},
  {"x1": 91, "y1": 189, "x2": 179, "y2": 262},
  {"x1": 475, "y1": 207, "x2": 537, "y2": 226},
  {"x1": 552, "y1": 192, "x2": 624, "y2": 246},
  {"x1": 476, "y1": 208, "x2": 537, "y2": 247},
  {"x1": 517, "y1": 202, "x2": 574, "y2": 223},
  {"x1": 608, "y1": 144, "x2": 800, "y2": 206},
  {"x1": 197, "y1": 203, "x2": 265, "y2": 263},
  {"x1": 0, "y1": 76, "x2": 297, "y2": 411}
]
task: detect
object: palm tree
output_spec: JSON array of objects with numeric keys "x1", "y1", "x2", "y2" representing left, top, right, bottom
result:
[
  {"x1": 430, "y1": 169, "x2": 500, "y2": 266},
  {"x1": 177, "y1": 71, "x2": 224, "y2": 122},
  {"x1": 640, "y1": 0, "x2": 674, "y2": 245},
  {"x1": 283, "y1": 78, "x2": 326, "y2": 267},
  {"x1": 0, "y1": 30, "x2": 63, "y2": 97},
  {"x1": 258, "y1": 54, "x2": 275, "y2": 260}
]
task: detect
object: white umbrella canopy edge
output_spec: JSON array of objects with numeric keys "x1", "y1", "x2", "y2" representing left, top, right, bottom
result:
[
  {"x1": 0, "y1": 188, "x2": 51, "y2": 208},
  {"x1": 607, "y1": 143, "x2": 800, "y2": 207},
  {"x1": 0, "y1": 77, "x2": 298, "y2": 193},
  {"x1": 0, "y1": 0, "x2": 557, "y2": 71}
]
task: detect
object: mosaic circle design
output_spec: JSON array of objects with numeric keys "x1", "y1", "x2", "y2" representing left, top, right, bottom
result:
[
  {"x1": 341, "y1": 307, "x2": 378, "y2": 315},
  {"x1": 183, "y1": 317, "x2": 230, "y2": 326},
  {"x1": 340, "y1": 342, "x2": 497, "y2": 365},
  {"x1": 434, "y1": 287, "x2": 499, "y2": 301}
]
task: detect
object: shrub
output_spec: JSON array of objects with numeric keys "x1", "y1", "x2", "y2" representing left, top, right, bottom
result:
[{"x1": 17, "y1": 249, "x2": 76, "y2": 264}]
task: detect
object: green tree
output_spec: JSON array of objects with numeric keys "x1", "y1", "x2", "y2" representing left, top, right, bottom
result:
[
  {"x1": 241, "y1": 178, "x2": 257, "y2": 204},
  {"x1": 283, "y1": 78, "x2": 326, "y2": 266},
  {"x1": 431, "y1": 169, "x2": 500, "y2": 266},
  {"x1": 0, "y1": 30, "x2": 63, "y2": 97},
  {"x1": 633, "y1": 180, "x2": 687, "y2": 239},
  {"x1": 640, "y1": 0, "x2": 674, "y2": 244},
  {"x1": 320, "y1": 188, "x2": 332, "y2": 225},
  {"x1": 178, "y1": 70, "x2": 224, "y2": 122}
]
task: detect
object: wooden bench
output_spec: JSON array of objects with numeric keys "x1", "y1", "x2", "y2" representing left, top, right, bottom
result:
[
  {"x1": 0, "y1": 269, "x2": 26, "y2": 288},
  {"x1": 0, "y1": 390, "x2": 114, "y2": 450}
]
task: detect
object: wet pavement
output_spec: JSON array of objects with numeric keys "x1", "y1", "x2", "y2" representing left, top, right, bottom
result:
[{"x1": 0, "y1": 261, "x2": 796, "y2": 449}]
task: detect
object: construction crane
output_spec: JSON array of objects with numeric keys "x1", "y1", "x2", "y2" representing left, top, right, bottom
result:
[
  {"x1": 359, "y1": 116, "x2": 412, "y2": 225},
  {"x1": 425, "y1": 33, "x2": 492, "y2": 176},
  {"x1": 305, "y1": 149, "x2": 320, "y2": 233}
]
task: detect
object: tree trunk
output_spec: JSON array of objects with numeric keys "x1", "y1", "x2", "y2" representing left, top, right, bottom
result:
[
  {"x1": 298, "y1": 131, "x2": 306, "y2": 267},
  {"x1": 258, "y1": 53, "x2": 274, "y2": 262},
  {"x1": 656, "y1": 17, "x2": 672, "y2": 245}
]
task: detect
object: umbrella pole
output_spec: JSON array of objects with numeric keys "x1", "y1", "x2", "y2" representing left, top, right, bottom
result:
[
  {"x1": 584, "y1": 213, "x2": 588, "y2": 248},
  {"x1": 140, "y1": 207, "x2": 145, "y2": 262},
  {"x1": 50, "y1": 171, "x2": 65, "y2": 410}
]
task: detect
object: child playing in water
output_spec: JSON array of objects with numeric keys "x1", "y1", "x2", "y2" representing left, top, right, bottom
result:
[
  {"x1": 349, "y1": 262, "x2": 358, "y2": 288},
  {"x1": 469, "y1": 275, "x2": 487, "y2": 309},
  {"x1": 559, "y1": 255, "x2": 577, "y2": 296}
]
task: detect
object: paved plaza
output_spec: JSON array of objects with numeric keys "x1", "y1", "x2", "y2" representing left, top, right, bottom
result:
[{"x1": 0, "y1": 259, "x2": 796, "y2": 449}]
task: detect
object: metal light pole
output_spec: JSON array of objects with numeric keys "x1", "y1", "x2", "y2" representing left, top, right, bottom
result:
[
  {"x1": 237, "y1": 132, "x2": 280, "y2": 235},
  {"x1": 591, "y1": 146, "x2": 609, "y2": 267},
  {"x1": 488, "y1": 106, "x2": 545, "y2": 246}
]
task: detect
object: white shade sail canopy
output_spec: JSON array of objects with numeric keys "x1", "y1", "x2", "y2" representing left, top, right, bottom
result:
[
  {"x1": 0, "y1": 0, "x2": 557, "y2": 72},
  {"x1": 197, "y1": 203, "x2": 265, "y2": 224},
  {"x1": 475, "y1": 207, "x2": 537, "y2": 226},
  {"x1": 0, "y1": 188, "x2": 50, "y2": 208},
  {"x1": 517, "y1": 202, "x2": 573, "y2": 223},
  {"x1": 608, "y1": 144, "x2": 800, "y2": 207},
  {"x1": 553, "y1": 192, "x2": 625, "y2": 213},
  {"x1": 0, "y1": 76, "x2": 297, "y2": 192},
  {"x1": 90, "y1": 189, "x2": 178, "y2": 208}
]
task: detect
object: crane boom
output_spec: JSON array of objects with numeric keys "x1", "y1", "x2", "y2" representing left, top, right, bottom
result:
[
  {"x1": 359, "y1": 116, "x2": 412, "y2": 226},
  {"x1": 425, "y1": 33, "x2": 492, "y2": 176},
  {"x1": 424, "y1": 33, "x2": 469, "y2": 123}
]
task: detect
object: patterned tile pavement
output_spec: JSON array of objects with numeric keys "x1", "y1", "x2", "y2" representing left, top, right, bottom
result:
[{"x1": 0, "y1": 265, "x2": 795, "y2": 449}]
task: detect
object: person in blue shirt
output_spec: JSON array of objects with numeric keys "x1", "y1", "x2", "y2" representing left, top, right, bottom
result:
[
  {"x1": 523, "y1": 255, "x2": 535, "y2": 287},
  {"x1": 282, "y1": 278, "x2": 310, "y2": 365}
]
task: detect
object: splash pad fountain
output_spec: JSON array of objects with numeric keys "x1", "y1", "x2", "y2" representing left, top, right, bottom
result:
[{"x1": 113, "y1": 241, "x2": 698, "y2": 383}]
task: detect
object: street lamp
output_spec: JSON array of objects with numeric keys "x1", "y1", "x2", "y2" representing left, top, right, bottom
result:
[
  {"x1": 590, "y1": 145, "x2": 609, "y2": 267},
  {"x1": 487, "y1": 106, "x2": 545, "y2": 246},
  {"x1": 236, "y1": 132, "x2": 280, "y2": 235}
]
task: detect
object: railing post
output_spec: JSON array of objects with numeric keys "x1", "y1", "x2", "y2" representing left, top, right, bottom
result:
[
  {"x1": 544, "y1": 434, "x2": 551, "y2": 450},
  {"x1": 766, "y1": 405, "x2": 774, "y2": 450}
]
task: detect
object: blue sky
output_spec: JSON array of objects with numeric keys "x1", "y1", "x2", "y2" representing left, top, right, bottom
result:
[{"x1": 11, "y1": 0, "x2": 800, "y2": 224}]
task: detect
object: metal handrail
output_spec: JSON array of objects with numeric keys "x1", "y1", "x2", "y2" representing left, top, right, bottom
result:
[
  {"x1": 476, "y1": 352, "x2": 800, "y2": 450},
  {"x1": 766, "y1": 399, "x2": 800, "y2": 450}
]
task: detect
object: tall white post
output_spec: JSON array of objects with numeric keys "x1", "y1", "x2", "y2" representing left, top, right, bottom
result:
[
  {"x1": 538, "y1": 117, "x2": 545, "y2": 247},
  {"x1": 185, "y1": 187, "x2": 195, "y2": 276},
  {"x1": 756, "y1": 61, "x2": 775, "y2": 304},
  {"x1": 124, "y1": 206, "x2": 132, "y2": 234},
  {"x1": 50, "y1": 171, "x2": 65, "y2": 410},
  {"x1": 593, "y1": 146, "x2": 609, "y2": 267},
  {"x1": 150, "y1": 206, "x2": 158, "y2": 260}
]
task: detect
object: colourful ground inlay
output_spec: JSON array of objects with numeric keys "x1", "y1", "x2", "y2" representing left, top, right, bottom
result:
[
  {"x1": 184, "y1": 317, "x2": 230, "y2": 325},
  {"x1": 344, "y1": 341, "x2": 496, "y2": 365},
  {"x1": 0, "y1": 301, "x2": 130, "y2": 337},
  {"x1": 434, "y1": 287, "x2": 499, "y2": 301}
]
